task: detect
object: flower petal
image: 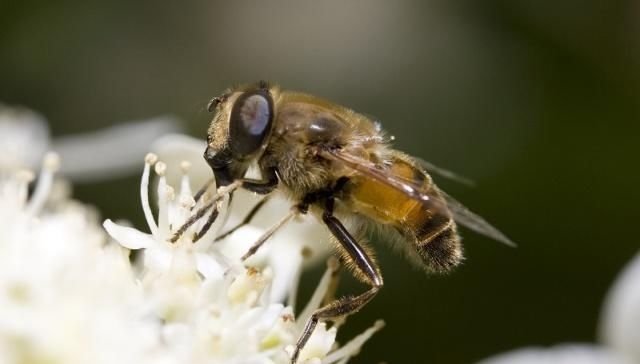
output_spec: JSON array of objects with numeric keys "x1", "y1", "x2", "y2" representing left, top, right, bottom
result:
[
  {"x1": 195, "y1": 253, "x2": 225, "y2": 280},
  {"x1": 268, "y1": 243, "x2": 304, "y2": 304},
  {"x1": 323, "y1": 320, "x2": 385, "y2": 364},
  {"x1": 103, "y1": 219, "x2": 155, "y2": 249},
  {"x1": 53, "y1": 117, "x2": 182, "y2": 182},
  {"x1": 476, "y1": 344, "x2": 633, "y2": 364},
  {"x1": 296, "y1": 323, "x2": 336, "y2": 362},
  {"x1": 600, "y1": 252, "x2": 640, "y2": 362},
  {"x1": 151, "y1": 134, "x2": 210, "y2": 190},
  {"x1": 0, "y1": 104, "x2": 49, "y2": 171}
]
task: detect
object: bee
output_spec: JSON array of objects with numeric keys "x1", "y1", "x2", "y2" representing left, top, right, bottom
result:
[{"x1": 177, "y1": 81, "x2": 514, "y2": 363}]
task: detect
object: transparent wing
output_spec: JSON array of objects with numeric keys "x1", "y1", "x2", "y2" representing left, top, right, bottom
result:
[
  {"x1": 321, "y1": 148, "x2": 515, "y2": 247},
  {"x1": 414, "y1": 157, "x2": 475, "y2": 187},
  {"x1": 439, "y1": 190, "x2": 516, "y2": 247},
  {"x1": 319, "y1": 149, "x2": 432, "y2": 202}
]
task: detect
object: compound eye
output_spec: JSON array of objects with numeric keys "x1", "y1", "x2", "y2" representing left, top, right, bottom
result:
[{"x1": 229, "y1": 90, "x2": 274, "y2": 158}]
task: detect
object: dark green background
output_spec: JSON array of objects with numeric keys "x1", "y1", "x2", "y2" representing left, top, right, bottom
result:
[{"x1": 2, "y1": 1, "x2": 638, "y2": 362}]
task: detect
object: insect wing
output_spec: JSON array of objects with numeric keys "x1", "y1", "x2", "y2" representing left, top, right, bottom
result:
[
  {"x1": 322, "y1": 149, "x2": 515, "y2": 247},
  {"x1": 413, "y1": 157, "x2": 475, "y2": 187},
  {"x1": 319, "y1": 149, "x2": 432, "y2": 202},
  {"x1": 439, "y1": 190, "x2": 516, "y2": 247}
]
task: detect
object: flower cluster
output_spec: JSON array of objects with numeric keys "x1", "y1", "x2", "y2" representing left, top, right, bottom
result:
[
  {"x1": 104, "y1": 152, "x2": 385, "y2": 363},
  {"x1": 0, "y1": 147, "x2": 383, "y2": 364}
]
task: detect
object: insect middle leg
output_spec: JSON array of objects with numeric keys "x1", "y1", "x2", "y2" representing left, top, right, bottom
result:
[
  {"x1": 215, "y1": 195, "x2": 271, "y2": 242},
  {"x1": 291, "y1": 196, "x2": 383, "y2": 364}
]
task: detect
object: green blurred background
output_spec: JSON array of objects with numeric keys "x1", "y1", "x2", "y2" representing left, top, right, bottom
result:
[{"x1": 1, "y1": 0, "x2": 639, "y2": 362}]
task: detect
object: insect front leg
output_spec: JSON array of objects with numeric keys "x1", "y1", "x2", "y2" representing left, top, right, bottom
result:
[
  {"x1": 291, "y1": 196, "x2": 383, "y2": 364},
  {"x1": 215, "y1": 195, "x2": 271, "y2": 241},
  {"x1": 175, "y1": 167, "x2": 278, "y2": 243},
  {"x1": 171, "y1": 190, "x2": 228, "y2": 243},
  {"x1": 236, "y1": 167, "x2": 278, "y2": 195}
]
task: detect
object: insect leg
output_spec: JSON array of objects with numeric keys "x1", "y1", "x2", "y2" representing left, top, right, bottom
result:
[
  {"x1": 169, "y1": 181, "x2": 240, "y2": 243},
  {"x1": 215, "y1": 195, "x2": 271, "y2": 241},
  {"x1": 192, "y1": 178, "x2": 214, "y2": 207},
  {"x1": 212, "y1": 164, "x2": 278, "y2": 194},
  {"x1": 239, "y1": 167, "x2": 278, "y2": 195},
  {"x1": 240, "y1": 206, "x2": 299, "y2": 261},
  {"x1": 170, "y1": 200, "x2": 216, "y2": 243},
  {"x1": 192, "y1": 207, "x2": 220, "y2": 243},
  {"x1": 291, "y1": 196, "x2": 383, "y2": 364}
]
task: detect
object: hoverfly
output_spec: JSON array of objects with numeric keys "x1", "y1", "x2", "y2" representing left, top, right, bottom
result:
[{"x1": 174, "y1": 81, "x2": 513, "y2": 363}]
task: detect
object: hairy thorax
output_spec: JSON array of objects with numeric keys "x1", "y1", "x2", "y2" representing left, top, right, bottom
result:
[{"x1": 260, "y1": 99, "x2": 380, "y2": 201}]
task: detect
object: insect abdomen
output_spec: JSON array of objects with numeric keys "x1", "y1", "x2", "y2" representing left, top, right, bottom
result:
[
  {"x1": 348, "y1": 154, "x2": 463, "y2": 273},
  {"x1": 413, "y1": 210, "x2": 463, "y2": 273}
]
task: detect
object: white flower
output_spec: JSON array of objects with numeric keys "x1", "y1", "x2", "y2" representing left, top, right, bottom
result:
[
  {"x1": 0, "y1": 151, "x2": 382, "y2": 364},
  {"x1": 600, "y1": 253, "x2": 640, "y2": 361},
  {"x1": 0, "y1": 154, "x2": 148, "y2": 364},
  {"x1": 104, "y1": 151, "x2": 384, "y2": 363},
  {"x1": 477, "y1": 253, "x2": 640, "y2": 364},
  {"x1": 476, "y1": 345, "x2": 632, "y2": 364},
  {"x1": 0, "y1": 102, "x2": 181, "y2": 181},
  {"x1": 0, "y1": 104, "x2": 49, "y2": 173}
]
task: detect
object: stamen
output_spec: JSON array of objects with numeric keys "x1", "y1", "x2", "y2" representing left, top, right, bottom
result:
[
  {"x1": 155, "y1": 162, "x2": 170, "y2": 239},
  {"x1": 179, "y1": 160, "x2": 192, "y2": 199},
  {"x1": 297, "y1": 257, "x2": 340, "y2": 327},
  {"x1": 322, "y1": 320, "x2": 385, "y2": 364},
  {"x1": 284, "y1": 249, "x2": 304, "y2": 310},
  {"x1": 141, "y1": 153, "x2": 158, "y2": 236},
  {"x1": 179, "y1": 195, "x2": 195, "y2": 209},
  {"x1": 26, "y1": 152, "x2": 59, "y2": 216},
  {"x1": 154, "y1": 160, "x2": 167, "y2": 176},
  {"x1": 15, "y1": 169, "x2": 35, "y2": 208}
]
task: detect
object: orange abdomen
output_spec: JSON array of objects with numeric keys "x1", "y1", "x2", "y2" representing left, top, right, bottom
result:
[{"x1": 346, "y1": 155, "x2": 463, "y2": 272}]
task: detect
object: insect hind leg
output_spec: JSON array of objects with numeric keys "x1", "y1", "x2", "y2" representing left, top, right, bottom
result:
[{"x1": 291, "y1": 195, "x2": 383, "y2": 363}]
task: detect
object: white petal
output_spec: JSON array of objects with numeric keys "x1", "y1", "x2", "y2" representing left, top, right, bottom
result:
[
  {"x1": 195, "y1": 253, "x2": 225, "y2": 280},
  {"x1": 0, "y1": 104, "x2": 49, "y2": 171},
  {"x1": 600, "y1": 252, "x2": 640, "y2": 362},
  {"x1": 297, "y1": 323, "x2": 336, "y2": 362},
  {"x1": 218, "y1": 225, "x2": 271, "y2": 263},
  {"x1": 103, "y1": 219, "x2": 155, "y2": 249},
  {"x1": 298, "y1": 259, "x2": 339, "y2": 328},
  {"x1": 151, "y1": 134, "x2": 210, "y2": 190},
  {"x1": 476, "y1": 344, "x2": 633, "y2": 364},
  {"x1": 143, "y1": 246, "x2": 173, "y2": 272},
  {"x1": 52, "y1": 116, "x2": 181, "y2": 182},
  {"x1": 323, "y1": 320, "x2": 385, "y2": 364},
  {"x1": 268, "y1": 243, "x2": 303, "y2": 304},
  {"x1": 24, "y1": 152, "x2": 59, "y2": 216}
]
